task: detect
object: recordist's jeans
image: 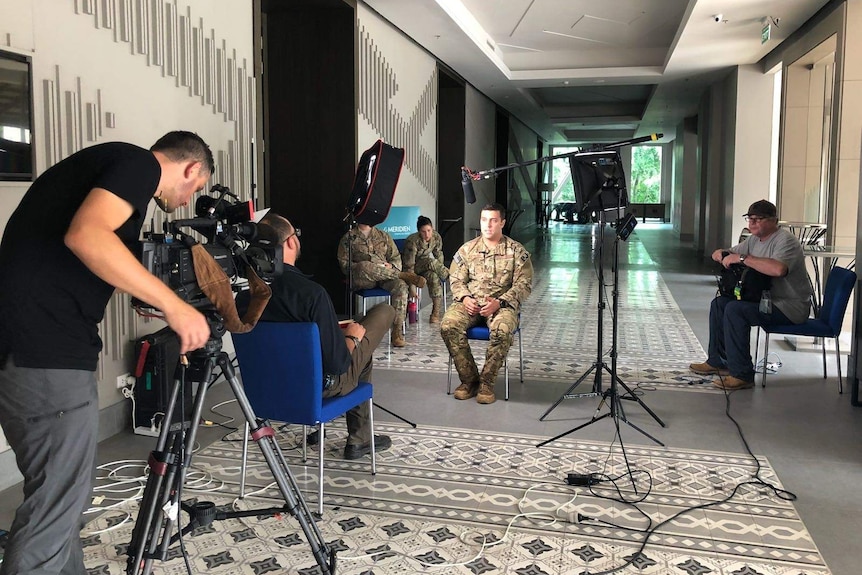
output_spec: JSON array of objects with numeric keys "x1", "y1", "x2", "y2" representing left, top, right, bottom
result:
[{"x1": 707, "y1": 296, "x2": 793, "y2": 382}]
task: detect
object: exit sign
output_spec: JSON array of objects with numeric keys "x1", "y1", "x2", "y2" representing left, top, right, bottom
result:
[{"x1": 761, "y1": 23, "x2": 771, "y2": 44}]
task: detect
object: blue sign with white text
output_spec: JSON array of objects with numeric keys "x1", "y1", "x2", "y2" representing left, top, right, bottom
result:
[{"x1": 378, "y1": 206, "x2": 421, "y2": 240}]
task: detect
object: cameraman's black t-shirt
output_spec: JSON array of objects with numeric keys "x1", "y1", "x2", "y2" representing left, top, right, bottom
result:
[{"x1": 0, "y1": 142, "x2": 159, "y2": 370}]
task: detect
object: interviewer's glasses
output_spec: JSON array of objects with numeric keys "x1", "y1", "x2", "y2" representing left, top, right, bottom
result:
[
  {"x1": 744, "y1": 216, "x2": 767, "y2": 223},
  {"x1": 286, "y1": 227, "x2": 301, "y2": 239}
]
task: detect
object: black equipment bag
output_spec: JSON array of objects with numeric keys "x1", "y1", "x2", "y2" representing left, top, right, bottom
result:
[
  {"x1": 717, "y1": 263, "x2": 772, "y2": 302},
  {"x1": 347, "y1": 140, "x2": 405, "y2": 226},
  {"x1": 132, "y1": 327, "x2": 192, "y2": 430}
]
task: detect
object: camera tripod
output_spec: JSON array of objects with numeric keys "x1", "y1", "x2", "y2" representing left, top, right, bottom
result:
[
  {"x1": 126, "y1": 327, "x2": 335, "y2": 575},
  {"x1": 537, "y1": 202, "x2": 665, "y2": 458}
]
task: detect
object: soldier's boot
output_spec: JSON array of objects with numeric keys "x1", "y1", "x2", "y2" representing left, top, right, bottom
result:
[
  {"x1": 476, "y1": 382, "x2": 496, "y2": 404},
  {"x1": 398, "y1": 271, "x2": 427, "y2": 289},
  {"x1": 392, "y1": 324, "x2": 406, "y2": 347},
  {"x1": 429, "y1": 297, "x2": 443, "y2": 323},
  {"x1": 453, "y1": 382, "x2": 479, "y2": 400}
]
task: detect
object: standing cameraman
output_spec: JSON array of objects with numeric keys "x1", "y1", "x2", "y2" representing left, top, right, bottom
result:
[{"x1": 0, "y1": 131, "x2": 214, "y2": 575}]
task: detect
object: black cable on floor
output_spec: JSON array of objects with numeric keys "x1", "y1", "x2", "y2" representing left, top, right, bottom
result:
[{"x1": 568, "y1": 377, "x2": 797, "y2": 575}]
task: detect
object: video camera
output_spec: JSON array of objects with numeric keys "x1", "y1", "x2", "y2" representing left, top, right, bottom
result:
[{"x1": 140, "y1": 185, "x2": 283, "y2": 309}]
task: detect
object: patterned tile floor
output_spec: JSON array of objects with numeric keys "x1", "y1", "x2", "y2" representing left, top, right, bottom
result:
[{"x1": 83, "y1": 422, "x2": 830, "y2": 575}]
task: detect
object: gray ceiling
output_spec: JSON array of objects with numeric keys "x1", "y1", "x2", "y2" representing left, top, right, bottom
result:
[{"x1": 363, "y1": 0, "x2": 832, "y2": 145}]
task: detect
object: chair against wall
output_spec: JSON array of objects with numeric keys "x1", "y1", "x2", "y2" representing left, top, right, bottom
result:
[
  {"x1": 755, "y1": 266, "x2": 856, "y2": 393},
  {"x1": 232, "y1": 322, "x2": 376, "y2": 515},
  {"x1": 446, "y1": 322, "x2": 524, "y2": 400}
]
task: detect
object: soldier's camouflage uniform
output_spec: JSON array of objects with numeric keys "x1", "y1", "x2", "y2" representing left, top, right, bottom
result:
[
  {"x1": 440, "y1": 235, "x2": 533, "y2": 388},
  {"x1": 337, "y1": 226, "x2": 408, "y2": 330},
  {"x1": 402, "y1": 230, "x2": 448, "y2": 298}
]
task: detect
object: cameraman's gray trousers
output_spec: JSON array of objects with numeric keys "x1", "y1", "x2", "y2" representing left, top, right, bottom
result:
[{"x1": 0, "y1": 357, "x2": 97, "y2": 575}]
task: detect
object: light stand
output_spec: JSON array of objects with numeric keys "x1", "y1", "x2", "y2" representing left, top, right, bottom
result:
[
  {"x1": 342, "y1": 206, "x2": 417, "y2": 429},
  {"x1": 462, "y1": 135, "x2": 667, "y2": 456},
  {"x1": 536, "y1": 193, "x2": 665, "y2": 452}
]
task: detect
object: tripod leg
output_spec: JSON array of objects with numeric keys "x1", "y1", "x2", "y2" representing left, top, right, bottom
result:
[
  {"x1": 374, "y1": 402, "x2": 417, "y2": 427},
  {"x1": 127, "y1": 358, "x2": 215, "y2": 575},
  {"x1": 536, "y1": 412, "x2": 612, "y2": 448},
  {"x1": 610, "y1": 370, "x2": 666, "y2": 428},
  {"x1": 539, "y1": 364, "x2": 598, "y2": 421},
  {"x1": 220, "y1": 354, "x2": 335, "y2": 575}
]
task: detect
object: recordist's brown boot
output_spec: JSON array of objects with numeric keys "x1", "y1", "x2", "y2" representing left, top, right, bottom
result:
[
  {"x1": 429, "y1": 297, "x2": 443, "y2": 323},
  {"x1": 392, "y1": 326, "x2": 406, "y2": 347},
  {"x1": 398, "y1": 271, "x2": 427, "y2": 288}
]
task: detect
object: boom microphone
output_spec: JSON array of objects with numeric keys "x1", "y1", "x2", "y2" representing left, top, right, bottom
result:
[{"x1": 461, "y1": 168, "x2": 477, "y2": 204}]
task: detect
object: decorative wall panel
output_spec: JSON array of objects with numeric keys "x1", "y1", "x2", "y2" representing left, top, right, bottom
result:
[
  {"x1": 357, "y1": 25, "x2": 437, "y2": 199},
  {"x1": 58, "y1": 0, "x2": 257, "y2": 376}
]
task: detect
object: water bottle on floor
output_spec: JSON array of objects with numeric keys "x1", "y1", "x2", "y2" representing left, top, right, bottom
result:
[{"x1": 408, "y1": 298, "x2": 418, "y2": 323}]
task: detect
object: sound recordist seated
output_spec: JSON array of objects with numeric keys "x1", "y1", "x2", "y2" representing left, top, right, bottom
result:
[
  {"x1": 337, "y1": 223, "x2": 426, "y2": 347},
  {"x1": 690, "y1": 200, "x2": 812, "y2": 390},
  {"x1": 440, "y1": 203, "x2": 533, "y2": 404},
  {"x1": 237, "y1": 212, "x2": 393, "y2": 459}
]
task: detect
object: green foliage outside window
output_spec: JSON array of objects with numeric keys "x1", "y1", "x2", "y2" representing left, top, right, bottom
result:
[
  {"x1": 630, "y1": 146, "x2": 661, "y2": 203},
  {"x1": 551, "y1": 147, "x2": 578, "y2": 202}
]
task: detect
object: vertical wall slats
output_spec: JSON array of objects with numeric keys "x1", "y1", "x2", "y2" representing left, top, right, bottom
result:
[
  {"x1": 42, "y1": 79, "x2": 58, "y2": 167},
  {"x1": 357, "y1": 25, "x2": 437, "y2": 197},
  {"x1": 50, "y1": 3, "x2": 258, "y2": 371}
]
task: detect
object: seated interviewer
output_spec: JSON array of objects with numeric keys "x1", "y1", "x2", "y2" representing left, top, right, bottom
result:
[{"x1": 236, "y1": 212, "x2": 393, "y2": 459}]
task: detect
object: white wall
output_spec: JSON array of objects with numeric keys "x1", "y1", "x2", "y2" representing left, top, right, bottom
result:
[
  {"x1": 0, "y1": 0, "x2": 254, "y2": 471},
  {"x1": 464, "y1": 85, "x2": 496, "y2": 235},
  {"x1": 356, "y1": 4, "x2": 437, "y2": 221},
  {"x1": 733, "y1": 65, "x2": 777, "y2": 242}
]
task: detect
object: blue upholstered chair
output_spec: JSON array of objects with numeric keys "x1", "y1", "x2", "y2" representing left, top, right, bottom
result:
[
  {"x1": 353, "y1": 286, "x2": 393, "y2": 317},
  {"x1": 756, "y1": 266, "x2": 856, "y2": 393},
  {"x1": 232, "y1": 322, "x2": 376, "y2": 515},
  {"x1": 446, "y1": 321, "x2": 524, "y2": 400}
]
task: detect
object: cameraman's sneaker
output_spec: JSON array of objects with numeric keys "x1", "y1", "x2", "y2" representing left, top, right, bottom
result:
[{"x1": 689, "y1": 361, "x2": 729, "y2": 376}]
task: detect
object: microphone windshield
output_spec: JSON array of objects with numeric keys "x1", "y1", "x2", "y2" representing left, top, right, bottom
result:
[{"x1": 461, "y1": 168, "x2": 476, "y2": 204}]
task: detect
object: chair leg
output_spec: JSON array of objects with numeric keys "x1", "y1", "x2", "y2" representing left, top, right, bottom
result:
[
  {"x1": 821, "y1": 337, "x2": 828, "y2": 380},
  {"x1": 762, "y1": 334, "x2": 770, "y2": 387},
  {"x1": 835, "y1": 337, "x2": 844, "y2": 394},
  {"x1": 754, "y1": 326, "x2": 761, "y2": 368},
  {"x1": 369, "y1": 399, "x2": 377, "y2": 475},
  {"x1": 317, "y1": 423, "x2": 324, "y2": 516},
  {"x1": 518, "y1": 330, "x2": 524, "y2": 383},
  {"x1": 447, "y1": 356, "x2": 453, "y2": 394},
  {"x1": 504, "y1": 356, "x2": 509, "y2": 401},
  {"x1": 301, "y1": 424, "x2": 308, "y2": 462},
  {"x1": 240, "y1": 421, "x2": 250, "y2": 498}
]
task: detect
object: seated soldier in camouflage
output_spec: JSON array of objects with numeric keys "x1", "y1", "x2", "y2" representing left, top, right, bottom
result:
[
  {"x1": 402, "y1": 215, "x2": 449, "y2": 323},
  {"x1": 338, "y1": 223, "x2": 426, "y2": 347},
  {"x1": 440, "y1": 203, "x2": 533, "y2": 404}
]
